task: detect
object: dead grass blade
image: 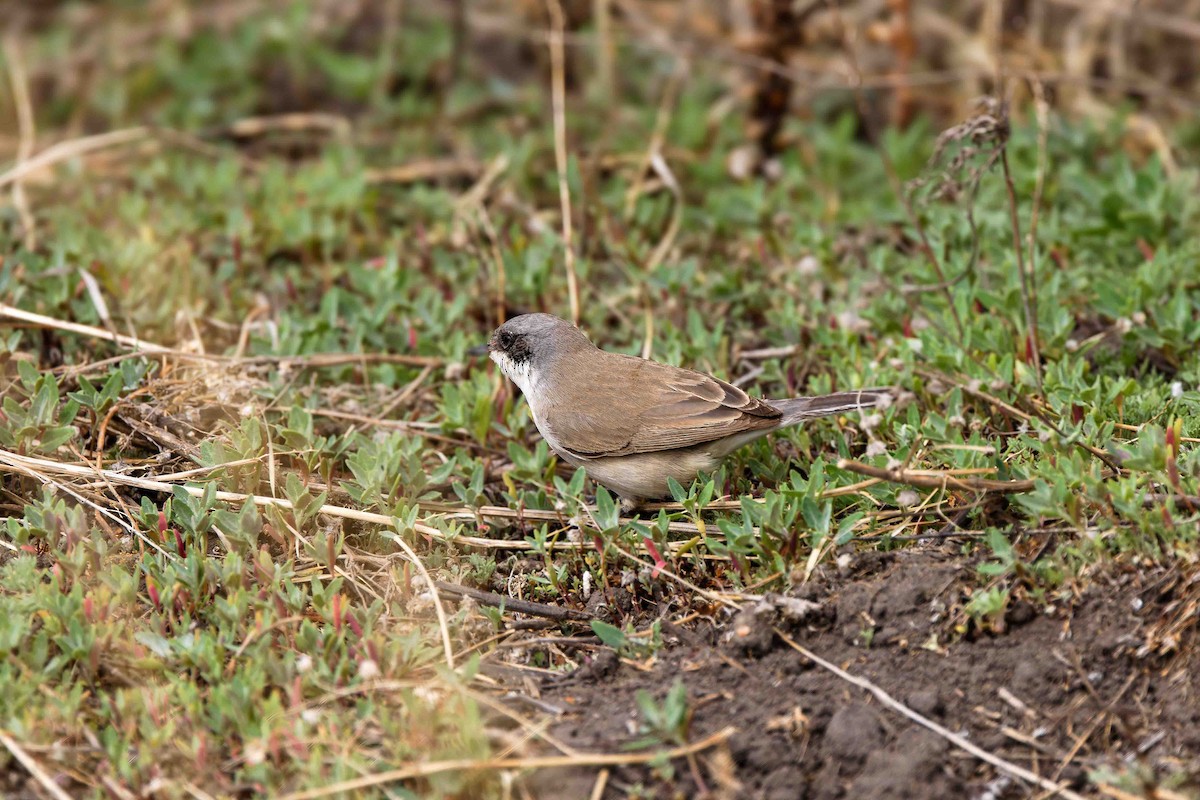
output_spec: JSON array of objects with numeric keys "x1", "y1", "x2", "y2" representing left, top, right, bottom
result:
[
  {"x1": 0, "y1": 731, "x2": 75, "y2": 800},
  {"x1": 0, "y1": 302, "x2": 170, "y2": 353},
  {"x1": 3, "y1": 36, "x2": 37, "y2": 250},
  {"x1": 389, "y1": 533, "x2": 456, "y2": 671},
  {"x1": 0, "y1": 127, "x2": 151, "y2": 189},
  {"x1": 1, "y1": 304, "x2": 444, "y2": 367}
]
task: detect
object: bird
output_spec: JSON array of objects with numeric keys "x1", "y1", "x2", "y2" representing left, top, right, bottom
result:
[{"x1": 479, "y1": 313, "x2": 891, "y2": 509}]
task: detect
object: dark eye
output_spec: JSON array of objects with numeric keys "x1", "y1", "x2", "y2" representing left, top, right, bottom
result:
[{"x1": 497, "y1": 331, "x2": 513, "y2": 349}]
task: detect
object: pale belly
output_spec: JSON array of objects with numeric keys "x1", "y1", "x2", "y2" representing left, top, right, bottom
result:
[{"x1": 553, "y1": 447, "x2": 721, "y2": 501}]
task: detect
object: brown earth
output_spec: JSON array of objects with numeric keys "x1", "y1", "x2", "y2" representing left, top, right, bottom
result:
[{"x1": 514, "y1": 546, "x2": 1200, "y2": 799}]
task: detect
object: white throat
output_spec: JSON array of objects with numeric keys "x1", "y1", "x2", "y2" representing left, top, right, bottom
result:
[{"x1": 490, "y1": 350, "x2": 539, "y2": 399}]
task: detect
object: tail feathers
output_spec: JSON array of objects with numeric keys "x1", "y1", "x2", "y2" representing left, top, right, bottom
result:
[{"x1": 770, "y1": 388, "x2": 892, "y2": 426}]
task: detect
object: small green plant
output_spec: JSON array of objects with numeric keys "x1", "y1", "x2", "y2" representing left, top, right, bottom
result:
[
  {"x1": 441, "y1": 371, "x2": 495, "y2": 445},
  {"x1": 964, "y1": 585, "x2": 1010, "y2": 633},
  {"x1": 631, "y1": 679, "x2": 691, "y2": 748},
  {"x1": 0, "y1": 361, "x2": 78, "y2": 454},
  {"x1": 590, "y1": 619, "x2": 664, "y2": 660},
  {"x1": 68, "y1": 359, "x2": 152, "y2": 414}
]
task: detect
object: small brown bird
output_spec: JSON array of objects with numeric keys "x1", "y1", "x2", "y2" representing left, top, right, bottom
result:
[{"x1": 481, "y1": 313, "x2": 890, "y2": 507}]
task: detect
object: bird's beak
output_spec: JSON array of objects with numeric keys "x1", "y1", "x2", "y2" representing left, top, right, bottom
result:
[{"x1": 467, "y1": 342, "x2": 491, "y2": 357}]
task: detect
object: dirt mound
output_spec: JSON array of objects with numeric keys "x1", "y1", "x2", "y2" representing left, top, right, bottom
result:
[{"x1": 535, "y1": 547, "x2": 1200, "y2": 799}]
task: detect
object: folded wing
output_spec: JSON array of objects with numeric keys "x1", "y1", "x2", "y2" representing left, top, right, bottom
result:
[{"x1": 541, "y1": 354, "x2": 781, "y2": 458}]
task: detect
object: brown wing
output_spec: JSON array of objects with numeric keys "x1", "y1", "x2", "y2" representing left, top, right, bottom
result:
[{"x1": 541, "y1": 354, "x2": 781, "y2": 458}]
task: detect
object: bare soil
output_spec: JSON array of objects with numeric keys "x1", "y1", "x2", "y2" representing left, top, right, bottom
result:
[{"x1": 524, "y1": 547, "x2": 1200, "y2": 799}]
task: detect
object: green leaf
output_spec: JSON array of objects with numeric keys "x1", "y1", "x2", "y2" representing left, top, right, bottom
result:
[
  {"x1": 987, "y1": 528, "x2": 1014, "y2": 563},
  {"x1": 16, "y1": 359, "x2": 38, "y2": 388},
  {"x1": 835, "y1": 512, "x2": 864, "y2": 546},
  {"x1": 134, "y1": 631, "x2": 172, "y2": 658},
  {"x1": 38, "y1": 426, "x2": 77, "y2": 452},
  {"x1": 594, "y1": 487, "x2": 619, "y2": 531},
  {"x1": 590, "y1": 620, "x2": 627, "y2": 650},
  {"x1": 801, "y1": 497, "x2": 831, "y2": 537}
]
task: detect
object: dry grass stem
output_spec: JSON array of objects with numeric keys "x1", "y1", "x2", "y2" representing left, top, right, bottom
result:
[
  {"x1": 1000, "y1": 113, "x2": 1044, "y2": 393},
  {"x1": 0, "y1": 127, "x2": 151, "y2": 189},
  {"x1": 826, "y1": 1, "x2": 964, "y2": 337},
  {"x1": 545, "y1": 0, "x2": 581, "y2": 324},
  {"x1": 0, "y1": 302, "x2": 170, "y2": 353},
  {"x1": 4, "y1": 36, "x2": 37, "y2": 250},
  {"x1": 390, "y1": 534, "x2": 456, "y2": 671},
  {"x1": 0, "y1": 731, "x2": 75, "y2": 800},
  {"x1": 0, "y1": 303, "x2": 442, "y2": 367},
  {"x1": 364, "y1": 157, "x2": 482, "y2": 184}
]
